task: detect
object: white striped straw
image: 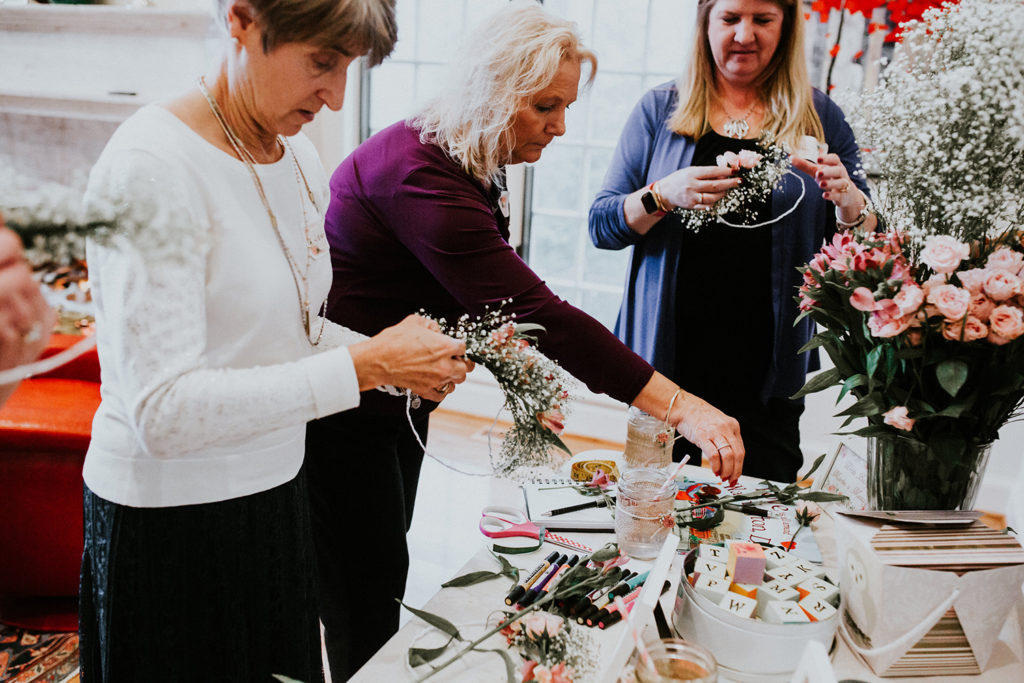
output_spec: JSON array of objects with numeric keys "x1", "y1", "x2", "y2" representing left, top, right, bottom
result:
[
  {"x1": 615, "y1": 595, "x2": 656, "y2": 676},
  {"x1": 662, "y1": 454, "x2": 691, "y2": 488}
]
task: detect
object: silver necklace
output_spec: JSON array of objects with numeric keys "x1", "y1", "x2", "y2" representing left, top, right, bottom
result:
[
  {"x1": 198, "y1": 77, "x2": 326, "y2": 345},
  {"x1": 722, "y1": 99, "x2": 759, "y2": 139}
]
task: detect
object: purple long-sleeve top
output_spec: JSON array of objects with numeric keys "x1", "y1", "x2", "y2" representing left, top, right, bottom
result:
[{"x1": 323, "y1": 120, "x2": 654, "y2": 414}]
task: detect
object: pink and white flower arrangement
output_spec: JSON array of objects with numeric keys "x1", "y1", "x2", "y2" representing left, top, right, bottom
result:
[
  {"x1": 671, "y1": 132, "x2": 791, "y2": 232},
  {"x1": 797, "y1": 227, "x2": 1024, "y2": 463},
  {"x1": 432, "y1": 304, "x2": 575, "y2": 478}
]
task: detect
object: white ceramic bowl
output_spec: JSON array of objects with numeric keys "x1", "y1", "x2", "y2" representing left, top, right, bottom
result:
[{"x1": 672, "y1": 549, "x2": 839, "y2": 682}]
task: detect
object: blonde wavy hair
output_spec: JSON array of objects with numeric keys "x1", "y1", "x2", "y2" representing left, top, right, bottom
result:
[
  {"x1": 668, "y1": 0, "x2": 824, "y2": 148},
  {"x1": 412, "y1": 1, "x2": 596, "y2": 186}
]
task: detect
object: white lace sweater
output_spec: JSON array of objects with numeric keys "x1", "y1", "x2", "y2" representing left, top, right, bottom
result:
[{"x1": 84, "y1": 105, "x2": 363, "y2": 508}]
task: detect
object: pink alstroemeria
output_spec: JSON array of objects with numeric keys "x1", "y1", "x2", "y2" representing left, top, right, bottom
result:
[
  {"x1": 849, "y1": 287, "x2": 878, "y2": 312},
  {"x1": 522, "y1": 660, "x2": 539, "y2": 682},
  {"x1": 536, "y1": 407, "x2": 565, "y2": 435},
  {"x1": 883, "y1": 405, "x2": 915, "y2": 431},
  {"x1": 588, "y1": 469, "x2": 611, "y2": 490}
]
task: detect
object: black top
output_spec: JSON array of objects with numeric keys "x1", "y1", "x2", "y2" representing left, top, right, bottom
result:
[{"x1": 673, "y1": 130, "x2": 773, "y2": 407}]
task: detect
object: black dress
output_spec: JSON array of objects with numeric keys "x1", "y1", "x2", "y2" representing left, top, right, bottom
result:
[{"x1": 670, "y1": 130, "x2": 804, "y2": 482}]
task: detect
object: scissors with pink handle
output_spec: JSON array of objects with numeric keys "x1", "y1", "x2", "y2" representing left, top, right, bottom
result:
[{"x1": 479, "y1": 505, "x2": 593, "y2": 554}]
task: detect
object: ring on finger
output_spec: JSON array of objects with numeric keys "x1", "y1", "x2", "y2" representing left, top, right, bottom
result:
[
  {"x1": 698, "y1": 192, "x2": 705, "y2": 205},
  {"x1": 436, "y1": 381, "x2": 454, "y2": 395}
]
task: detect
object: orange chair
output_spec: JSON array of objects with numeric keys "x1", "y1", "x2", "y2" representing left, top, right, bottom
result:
[{"x1": 0, "y1": 334, "x2": 101, "y2": 632}]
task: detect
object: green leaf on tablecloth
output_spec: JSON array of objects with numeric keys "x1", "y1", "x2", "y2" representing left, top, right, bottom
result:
[
  {"x1": 397, "y1": 600, "x2": 463, "y2": 640},
  {"x1": 441, "y1": 570, "x2": 505, "y2": 588},
  {"x1": 495, "y1": 552, "x2": 520, "y2": 584},
  {"x1": 408, "y1": 637, "x2": 456, "y2": 668},
  {"x1": 795, "y1": 491, "x2": 849, "y2": 503},
  {"x1": 588, "y1": 543, "x2": 620, "y2": 564},
  {"x1": 473, "y1": 647, "x2": 517, "y2": 683}
]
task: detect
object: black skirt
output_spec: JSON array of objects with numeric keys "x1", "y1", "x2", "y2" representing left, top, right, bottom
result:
[{"x1": 79, "y1": 469, "x2": 324, "y2": 683}]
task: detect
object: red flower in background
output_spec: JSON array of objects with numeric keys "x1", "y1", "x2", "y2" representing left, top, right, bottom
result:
[{"x1": 812, "y1": 0, "x2": 954, "y2": 42}]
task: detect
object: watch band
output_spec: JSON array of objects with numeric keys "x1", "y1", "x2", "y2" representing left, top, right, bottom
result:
[{"x1": 640, "y1": 182, "x2": 667, "y2": 216}]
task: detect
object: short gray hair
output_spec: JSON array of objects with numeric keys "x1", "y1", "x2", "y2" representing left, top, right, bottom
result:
[
  {"x1": 412, "y1": 0, "x2": 596, "y2": 185},
  {"x1": 218, "y1": 0, "x2": 397, "y2": 66}
]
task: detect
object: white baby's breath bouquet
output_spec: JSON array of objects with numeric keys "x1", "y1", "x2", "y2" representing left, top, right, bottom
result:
[
  {"x1": 847, "y1": 0, "x2": 1024, "y2": 256},
  {"x1": 431, "y1": 303, "x2": 576, "y2": 478}
]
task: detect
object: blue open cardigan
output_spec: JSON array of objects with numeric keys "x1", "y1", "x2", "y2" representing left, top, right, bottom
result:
[{"x1": 589, "y1": 83, "x2": 868, "y2": 402}]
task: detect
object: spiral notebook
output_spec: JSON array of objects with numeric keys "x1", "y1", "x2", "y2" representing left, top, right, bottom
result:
[{"x1": 521, "y1": 478, "x2": 617, "y2": 531}]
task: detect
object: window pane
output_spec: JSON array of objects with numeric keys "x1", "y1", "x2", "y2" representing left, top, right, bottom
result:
[
  {"x1": 583, "y1": 240, "x2": 630, "y2": 288},
  {"x1": 532, "y1": 144, "x2": 586, "y2": 214},
  {"x1": 592, "y1": 0, "x2": 648, "y2": 72},
  {"x1": 528, "y1": 213, "x2": 581, "y2": 282},
  {"x1": 581, "y1": 287, "x2": 625, "y2": 330},
  {"x1": 369, "y1": 62, "x2": 416, "y2": 132}
]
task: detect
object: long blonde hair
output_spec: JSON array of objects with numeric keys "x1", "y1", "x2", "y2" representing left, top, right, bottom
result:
[
  {"x1": 412, "y1": 0, "x2": 596, "y2": 186},
  {"x1": 668, "y1": 0, "x2": 823, "y2": 148}
]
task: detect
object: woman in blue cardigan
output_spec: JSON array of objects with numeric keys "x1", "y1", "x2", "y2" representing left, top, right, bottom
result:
[{"x1": 589, "y1": 0, "x2": 877, "y2": 482}]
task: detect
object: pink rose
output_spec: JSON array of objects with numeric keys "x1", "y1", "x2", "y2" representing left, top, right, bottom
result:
[
  {"x1": 849, "y1": 287, "x2": 878, "y2": 312},
  {"x1": 969, "y1": 293, "x2": 995, "y2": 322},
  {"x1": 988, "y1": 305, "x2": 1024, "y2": 343},
  {"x1": 920, "y1": 235, "x2": 970, "y2": 274},
  {"x1": 868, "y1": 309, "x2": 912, "y2": 337},
  {"x1": 716, "y1": 151, "x2": 740, "y2": 170},
  {"x1": 893, "y1": 283, "x2": 924, "y2": 316},
  {"x1": 736, "y1": 149, "x2": 762, "y2": 169},
  {"x1": 943, "y1": 315, "x2": 988, "y2": 342},
  {"x1": 985, "y1": 247, "x2": 1024, "y2": 274},
  {"x1": 522, "y1": 611, "x2": 563, "y2": 639},
  {"x1": 883, "y1": 405, "x2": 915, "y2": 431},
  {"x1": 983, "y1": 270, "x2": 1022, "y2": 302},
  {"x1": 956, "y1": 268, "x2": 988, "y2": 294},
  {"x1": 927, "y1": 284, "x2": 971, "y2": 320},
  {"x1": 921, "y1": 273, "x2": 948, "y2": 299}
]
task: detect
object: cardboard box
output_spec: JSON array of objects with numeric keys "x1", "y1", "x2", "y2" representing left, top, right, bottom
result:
[{"x1": 835, "y1": 514, "x2": 1024, "y2": 676}]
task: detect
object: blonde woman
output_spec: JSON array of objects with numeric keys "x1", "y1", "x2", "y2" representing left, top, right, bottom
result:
[
  {"x1": 590, "y1": 0, "x2": 876, "y2": 483},
  {"x1": 308, "y1": 1, "x2": 745, "y2": 677}
]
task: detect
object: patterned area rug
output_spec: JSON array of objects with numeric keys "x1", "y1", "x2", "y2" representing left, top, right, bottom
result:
[{"x1": 0, "y1": 624, "x2": 78, "y2": 683}]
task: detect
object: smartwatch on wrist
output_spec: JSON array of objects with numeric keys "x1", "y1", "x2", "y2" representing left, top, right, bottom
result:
[{"x1": 640, "y1": 183, "x2": 667, "y2": 216}]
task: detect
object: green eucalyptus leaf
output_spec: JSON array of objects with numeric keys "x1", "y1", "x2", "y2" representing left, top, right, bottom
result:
[
  {"x1": 936, "y1": 359, "x2": 969, "y2": 397},
  {"x1": 397, "y1": 600, "x2": 463, "y2": 640},
  {"x1": 408, "y1": 638, "x2": 456, "y2": 668},
  {"x1": 441, "y1": 570, "x2": 504, "y2": 588},
  {"x1": 799, "y1": 452, "x2": 829, "y2": 481}
]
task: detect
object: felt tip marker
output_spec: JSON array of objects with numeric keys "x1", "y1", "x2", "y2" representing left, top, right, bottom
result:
[
  {"x1": 518, "y1": 553, "x2": 567, "y2": 607},
  {"x1": 566, "y1": 567, "x2": 626, "y2": 615},
  {"x1": 587, "y1": 584, "x2": 642, "y2": 626},
  {"x1": 534, "y1": 554, "x2": 579, "y2": 600},
  {"x1": 505, "y1": 551, "x2": 559, "y2": 606},
  {"x1": 575, "y1": 571, "x2": 638, "y2": 624}
]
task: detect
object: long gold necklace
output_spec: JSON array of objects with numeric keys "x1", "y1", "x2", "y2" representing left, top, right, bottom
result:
[
  {"x1": 198, "y1": 77, "x2": 326, "y2": 345},
  {"x1": 721, "y1": 98, "x2": 760, "y2": 139}
]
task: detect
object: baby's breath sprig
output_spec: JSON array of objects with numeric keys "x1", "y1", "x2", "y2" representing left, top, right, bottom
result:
[
  {"x1": 671, "y1": 132, "x2": 791, "y2": 233},
  {"x1": 428, "y1": 302, "x2": 576, "y2": 478}
]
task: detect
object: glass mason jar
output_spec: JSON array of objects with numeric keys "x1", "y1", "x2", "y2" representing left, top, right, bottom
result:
[
  {"x1": 866, "y1": 435, "x2": 992, "y2": 510},
  {"x1": 615, "y1": 467, "x2": 677, "y2": 560},
  {"x1": 627, "y1": 638, "x2": 718, "y2": 683},
  {"x1": 624, "y1": 407, "x2": 672, "y2": 470}
]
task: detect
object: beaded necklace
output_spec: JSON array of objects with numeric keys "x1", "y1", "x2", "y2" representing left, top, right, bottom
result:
[{"x1": 198, "y1": 76, "x2": 326, "y2": 345}]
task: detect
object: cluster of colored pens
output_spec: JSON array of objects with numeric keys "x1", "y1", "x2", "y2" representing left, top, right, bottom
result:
[
  {"x1": 562, "y1": 568, "x2": 649, "y2": 629},
  {"x1": 502, "y1": 550, "x2": 654, "y2": 630}
]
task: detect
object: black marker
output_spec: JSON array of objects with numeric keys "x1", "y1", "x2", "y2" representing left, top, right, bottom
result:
[
  {"x1": 504, "y1": 551, "x2": 559, "y2": 606},
  {"x1": 518, "y1": 553, "x2": 567, "y2": 607}
]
